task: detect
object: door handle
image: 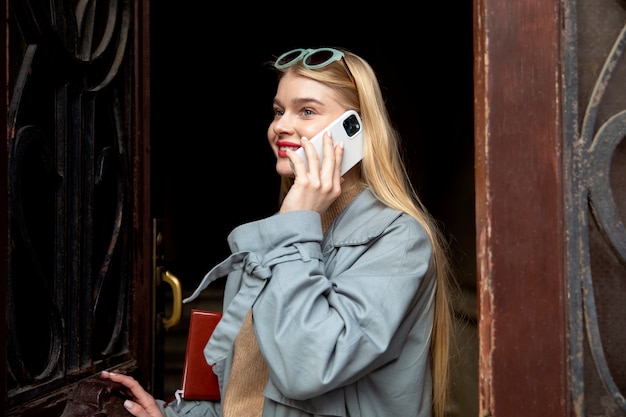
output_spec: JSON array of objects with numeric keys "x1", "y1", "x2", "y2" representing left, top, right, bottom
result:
[
  {"x1": 153, "y1": 218, "x2": 183, "y2": 330},
  {"x1": 161, "y1": 270, "x2": 182, "y2": 330}
]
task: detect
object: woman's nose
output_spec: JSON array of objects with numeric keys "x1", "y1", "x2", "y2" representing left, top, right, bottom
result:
[
  {"x1": 274, "y1": 111, "x2": 296, "y2": 135},
  {"x1": 273, "y1": 116, "x2": 294, "y2": 135}
]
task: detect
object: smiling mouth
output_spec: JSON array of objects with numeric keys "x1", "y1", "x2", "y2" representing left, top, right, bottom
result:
[{"x1": 276, "y1": 141, "x2": 300, "y2": 157}]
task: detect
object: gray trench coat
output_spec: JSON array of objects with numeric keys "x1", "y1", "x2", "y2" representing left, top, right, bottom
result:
[{"x1": 160, "y1": 189, "x2": 436, "y2": 417}]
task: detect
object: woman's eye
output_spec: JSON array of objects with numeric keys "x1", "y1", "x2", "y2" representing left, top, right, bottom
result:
[
  {"x1": 273, "y1": 108, "x2": 284, "y2": 117},
  {"x1": 302, "y1": 109, "x2": 314, "y2": 117}
]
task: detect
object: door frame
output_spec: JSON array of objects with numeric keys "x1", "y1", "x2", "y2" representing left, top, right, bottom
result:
[{"x1": 474, "y1": 0, "x2": 569, "y2": 415}]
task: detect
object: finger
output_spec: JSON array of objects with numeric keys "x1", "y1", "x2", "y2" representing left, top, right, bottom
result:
[
  {"x1": 101, "y1": 371, "x2": 163, "y2": 417},
  {"x1": 287, "y1": 137, "x2": 310, "y2": 177},
  {"x1": 333, "y1": 141, "x2": 344, "y2": 179},
  {"x1": 122, "y1": 398, "x2": 163, "y2": 417},
  {"x1": 121, "y1": 399, "x2": 144, "y2": 416},
  {"x1": 300, "y1": 136, "x2": 322, "y2": 173},
  {"x1": 320, "y1": 132, "x2": 336, "y2": 173},
  {"x1": 102, "y1": 371, "x2": 142, "y2": 398}
]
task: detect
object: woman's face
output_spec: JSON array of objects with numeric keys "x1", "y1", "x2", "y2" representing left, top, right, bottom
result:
[{"x1": 268, "y1": 71, "x2": 348, "y2": 177}]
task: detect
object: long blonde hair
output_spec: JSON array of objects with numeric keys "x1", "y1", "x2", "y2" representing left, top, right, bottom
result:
[{"x1": 275, "y1": 48, "x2": 454, "y2": 417}]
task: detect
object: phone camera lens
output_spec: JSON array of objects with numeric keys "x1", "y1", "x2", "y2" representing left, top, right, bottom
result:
[{"x1": 343, "y1": 115, "x2": 360, "y2": 137}]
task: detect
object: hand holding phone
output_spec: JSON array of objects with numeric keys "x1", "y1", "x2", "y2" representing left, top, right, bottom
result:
[{"x1": 294, "y1": 110, "x2": 364, "y2": 176}]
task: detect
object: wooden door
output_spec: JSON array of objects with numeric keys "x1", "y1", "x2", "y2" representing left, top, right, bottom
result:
[
  {"x1": 1, "y1": 1, "x2": 156, "y2": 415},
  {"x1": 475, "y1": 0, "x2": 626, "y2": 415}
]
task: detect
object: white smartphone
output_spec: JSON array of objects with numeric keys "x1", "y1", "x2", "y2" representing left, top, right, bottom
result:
[{"x1": 294, "y1": 110, "x2": 364, "y2": 176}]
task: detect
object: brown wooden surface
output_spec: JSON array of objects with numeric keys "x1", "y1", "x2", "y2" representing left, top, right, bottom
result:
[
  {"x1": 474, "y1": 0, "x2": 568, "y2": 416},
  {"x1": 132, "y1": 0, "x2": 155, "y2": 396}
]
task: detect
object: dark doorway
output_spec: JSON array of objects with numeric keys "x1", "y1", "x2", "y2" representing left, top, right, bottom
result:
[{"x1": 149, "y1": 26, "x2": 475, "y2": 288}]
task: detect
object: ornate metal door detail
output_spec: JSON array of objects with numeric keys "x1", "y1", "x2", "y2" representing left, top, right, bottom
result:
[
  {"x1": 3, "y1": 1, "x2": 143, "y2": 415},
  {"x1": 566, "y1": 0, "x2": 626, "y2": 415}
]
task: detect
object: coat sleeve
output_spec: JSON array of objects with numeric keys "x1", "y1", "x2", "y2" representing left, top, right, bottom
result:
[
  {"x1": 157, "y1": 398, "x2": 220, "y2": 417},
  {"x1": 231, "y1": 209, "x2": 435, "y2": 400}
]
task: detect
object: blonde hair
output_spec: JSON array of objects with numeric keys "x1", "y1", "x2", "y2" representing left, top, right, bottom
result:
[{"x1": 275, "y1": 48, "x2": 455, "y2": 417}]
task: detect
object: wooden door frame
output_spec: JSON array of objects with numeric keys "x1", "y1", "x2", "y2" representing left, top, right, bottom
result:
[
  {"x1": 132, "y1": 0, "x2": 155, "y2": 395},
  {"x1": 474, "y1": 0, "x2": 569, "y2": 416}
]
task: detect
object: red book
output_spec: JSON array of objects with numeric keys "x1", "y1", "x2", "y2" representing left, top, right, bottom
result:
[{"x1": 179, "y1": 309, "x2": 222, "y2": 401}]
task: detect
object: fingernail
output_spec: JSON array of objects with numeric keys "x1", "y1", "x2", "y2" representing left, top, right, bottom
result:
[{"x1": 124, "y1": 400, "x2": 132, "y2": 409}]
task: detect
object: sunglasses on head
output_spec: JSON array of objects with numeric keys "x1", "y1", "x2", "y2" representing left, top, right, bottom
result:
[{"x1": 275, "y1": 48, "x2": 346, "y2": 69}]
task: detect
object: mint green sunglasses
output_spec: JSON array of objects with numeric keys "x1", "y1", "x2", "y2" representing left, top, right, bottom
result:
[{"x1": 275, "y1": 48, "x2": 346, "y2": 69}]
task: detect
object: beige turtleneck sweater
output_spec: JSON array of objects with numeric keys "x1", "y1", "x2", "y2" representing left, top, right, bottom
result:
[{"x1": 221, "y1": 183, "x2": 366, "y2": 417}]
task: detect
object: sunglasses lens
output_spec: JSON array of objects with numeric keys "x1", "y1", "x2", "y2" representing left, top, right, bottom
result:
[
  {"x1": 304, "y1": 50, "x2": 335, "y2": 67},
  {"x1": 276, "y1": 50, "x2": 303, "y2": 68}
]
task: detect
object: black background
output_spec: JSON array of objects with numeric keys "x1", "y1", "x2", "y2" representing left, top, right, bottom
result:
[{"x1": 149, "y1": 10, "x2": 475, "y2": 290}]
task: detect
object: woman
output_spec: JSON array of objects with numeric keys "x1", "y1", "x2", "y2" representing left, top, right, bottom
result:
[{"x1": 102, "y1": 46, "x2": 454, "y2": 417}]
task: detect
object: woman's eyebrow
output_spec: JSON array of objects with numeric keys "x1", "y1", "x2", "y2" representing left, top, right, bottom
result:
[
  {"x1": 291, "y1": 97, "x2": 324, "y2": 107},
  {"x1": 273, "y1": 97, "x2": 326, "y2": 111}
]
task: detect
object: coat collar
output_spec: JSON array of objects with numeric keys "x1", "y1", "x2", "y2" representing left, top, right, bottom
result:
[{"x1": 324, "y1": 189, "x2": 403, "y2": 246}]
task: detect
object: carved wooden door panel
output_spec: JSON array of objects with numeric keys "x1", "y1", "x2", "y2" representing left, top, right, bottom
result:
[{"x1": 1, "y1": 1, "x2": 155, "y2": 416}]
